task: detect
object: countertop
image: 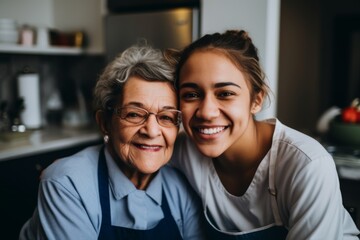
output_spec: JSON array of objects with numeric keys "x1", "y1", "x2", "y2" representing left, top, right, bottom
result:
[{"x1": 0, "y1": 127, "x2": 102, "y2": 162}]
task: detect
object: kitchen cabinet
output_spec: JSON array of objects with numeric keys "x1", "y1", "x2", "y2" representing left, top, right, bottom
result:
[
  {"x1": 340, "y1": 179, "x2": 360, "y2": 228},
  {"x1": 0, "y1": 135, "x2": 102, "y2": 239}
]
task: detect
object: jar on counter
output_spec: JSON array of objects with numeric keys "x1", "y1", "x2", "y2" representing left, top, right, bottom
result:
[{"x1": 19, "y1": 25, "x2": 35, "y2": 46}]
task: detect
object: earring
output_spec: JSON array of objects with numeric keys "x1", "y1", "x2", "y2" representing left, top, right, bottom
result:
[{"x1": 103, "y1": 135, "x2": 109, "y2": 143}]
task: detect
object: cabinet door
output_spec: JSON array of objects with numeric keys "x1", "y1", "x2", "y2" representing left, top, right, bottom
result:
[{"x1": 0, "y1": 142, "x2": 100, "y2": 239}]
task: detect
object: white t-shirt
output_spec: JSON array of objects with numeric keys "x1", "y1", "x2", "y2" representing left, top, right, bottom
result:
[{"x1": 171, "y1": 118, "x2": 360, "y2": 239}]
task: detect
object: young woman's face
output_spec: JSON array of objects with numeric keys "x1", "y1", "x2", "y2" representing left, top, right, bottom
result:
[
  {"x1": 179, "y1": 51, "x2": 262, "y2": 158},
  {"x1": 108, "y1": 76, "x2": 179, "y2": 175}
]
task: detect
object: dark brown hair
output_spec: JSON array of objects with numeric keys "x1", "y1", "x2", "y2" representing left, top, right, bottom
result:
[{"x1": 167, "y1": 30, "x2": 270, "y2": 103}]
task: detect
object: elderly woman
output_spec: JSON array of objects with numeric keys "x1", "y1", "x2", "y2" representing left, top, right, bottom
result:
[{"x1": 19, "y1": 44, "x2": 205, "y2": 240}]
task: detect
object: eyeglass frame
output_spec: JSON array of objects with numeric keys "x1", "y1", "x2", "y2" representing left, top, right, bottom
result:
[{"x1": 111, "y1": 106, "x2": 182, "y2": 127}]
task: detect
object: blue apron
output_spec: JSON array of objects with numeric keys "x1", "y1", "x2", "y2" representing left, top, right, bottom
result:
[
  {"x1": 204, "y1": 141, "x2": 288, "y2": 240},
  {"x1": 97, "y1": 147, "x2": 183, "y2": 240},
  {"x1": 204, "y1": 212, "x2": 288, "y2": 240}
]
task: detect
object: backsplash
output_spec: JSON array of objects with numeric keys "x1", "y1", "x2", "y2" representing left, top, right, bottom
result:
[{"x1": 0, "y1": 53, "x2": 106, "y2": 130}]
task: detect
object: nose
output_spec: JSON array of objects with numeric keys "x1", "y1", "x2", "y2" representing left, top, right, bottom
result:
[
  {"x1": 139, "y1": 114, "x2": 162, "y2": 137},
  {"x1": 196, "y1": 95, "x2": 220, "y2": 120}
]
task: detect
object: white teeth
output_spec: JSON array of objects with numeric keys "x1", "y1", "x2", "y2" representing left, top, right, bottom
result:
[
  {"x1": 198, "y1": 127, "x2": 225, "y2": 135},
  {"x1": 140, "y1": 145, "x2": 159, "y2": 149}
]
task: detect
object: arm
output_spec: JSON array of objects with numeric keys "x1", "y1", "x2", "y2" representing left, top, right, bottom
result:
[
  {"x1": 286, "y1": 156, "x2": 359, "y2": 239},
  {"x1": 20, "y1": 178, "x2": 98, "y2": 240}
]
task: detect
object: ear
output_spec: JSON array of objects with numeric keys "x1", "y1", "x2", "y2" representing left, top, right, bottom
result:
[
  {"x1": 95, "y1": 110, "x2": 108, "y2": 135},
  {"x1": 251, "y1": 91, "x2": 264, "y2": 114}
]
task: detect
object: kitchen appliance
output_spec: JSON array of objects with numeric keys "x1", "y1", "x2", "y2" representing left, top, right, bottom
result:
[
  {"x1": 104, "y1": 6, "x2": 199, "y2": 61},
  {"x1": 17, "y1": 70, "x2": 42, "y2": 129}
]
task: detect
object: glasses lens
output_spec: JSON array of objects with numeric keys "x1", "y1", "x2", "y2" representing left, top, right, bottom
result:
[
  {"x1": 115, "y1": 107, "x2": 181, "y2": 127},
  {"x1": 118, "y1": 107, "x2": 147, "y2": 124},
  {"x1": 157, "y1": 110, "x2": 181, "y2": 127}
]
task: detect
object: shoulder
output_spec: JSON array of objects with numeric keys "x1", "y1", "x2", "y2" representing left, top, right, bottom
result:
[
  {"x1": 40, "y1": 145, "x2": 102, "y2": 198},
  {"x1": 273, "y1": 119, "x2": 331, "y2": 164},
  {"x1": 41, "y1": 145, "x2": 101, "y2": 181},
  {"x1": 160, "y1": 165, "x2": 202, "y2": 216},
  {"x1": 270, "y1": 119, "x2": 337, "y2": 194},
  {"x1": 161, "y1": 165, "x2": 200, "y2": 204},
  {"x1": 161, "y1": 165, "x2": 192, "y2": 191}
]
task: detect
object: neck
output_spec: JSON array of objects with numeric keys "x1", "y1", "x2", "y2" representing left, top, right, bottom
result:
[
  {"x1": 216, "y1": 121, "x2": 274, "y2": 173},
  {"x1": 127, "y1": 171, "x2": 155, "y2": 190},
  {"x1": 212, "y1": 121, "x2": 274, "y2": 196}
]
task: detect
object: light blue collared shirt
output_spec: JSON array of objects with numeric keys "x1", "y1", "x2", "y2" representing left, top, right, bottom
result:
[{"x1": 19, "y1": 145, "x2": 205, "y2": 240}]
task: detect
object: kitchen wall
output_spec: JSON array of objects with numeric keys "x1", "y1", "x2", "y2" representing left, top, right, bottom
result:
[
  {"x1": 0, "y1": 0, "x2": 105, "y2": 53},
  {"x1": 201, "y1": 0, "x2": 281, "y2": 120},
  {"x1": 278, "y1": 0, "x2": 360, "y2": 135}
]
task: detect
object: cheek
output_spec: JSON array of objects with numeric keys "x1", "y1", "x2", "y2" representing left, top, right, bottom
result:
[
  {"x1": 164, "y1": 129, "x2": 178, "y2": 147},
  {"x1": 111, "y1": 123, "x2": 136, "y2": 151},
  {"x1": 180, "y1": 102, "x2": 196, "y2": 121}
]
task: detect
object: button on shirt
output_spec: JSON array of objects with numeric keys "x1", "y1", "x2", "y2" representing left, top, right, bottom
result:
[{"x1": 19, "y1": 145, "x2": 205, "y2": 240}]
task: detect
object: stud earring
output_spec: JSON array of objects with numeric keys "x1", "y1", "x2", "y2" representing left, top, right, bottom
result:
[{"x1": 103, "y1": 135, "x2": 109, "y2": 143}]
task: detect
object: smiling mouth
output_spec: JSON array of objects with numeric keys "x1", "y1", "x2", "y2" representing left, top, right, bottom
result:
[
  {"x1": 134, "y1": 144, "x2": 162, "y2": 151},
  {"x1": 196, "y1": 126, "x2": 227, "y2": 135}
]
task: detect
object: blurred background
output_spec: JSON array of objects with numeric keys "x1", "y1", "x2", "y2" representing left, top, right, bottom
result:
[{"x1": 0, "y1": 0, "x2": 359, "y2": 239}]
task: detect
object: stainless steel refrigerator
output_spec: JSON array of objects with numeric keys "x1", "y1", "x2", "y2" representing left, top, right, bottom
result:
[{"x1": 104, "y1": 7, "x2": 199, "y2": 61}]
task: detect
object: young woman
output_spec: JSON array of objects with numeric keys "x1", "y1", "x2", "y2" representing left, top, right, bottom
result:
[
  {"x1": 19, "y1": 44, "x2": 205, "y2": 240},
  {"x1": 169, "y1": 30, "x2": 360, "y2": 239}
]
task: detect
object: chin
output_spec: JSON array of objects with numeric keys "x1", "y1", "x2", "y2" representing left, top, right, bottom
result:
[
  {"x1": 195, "y1": 145, "x2": 222, "y2": 158},
  {"x1": 137, "y1": 164, "x2": 164, "y2": 175}
]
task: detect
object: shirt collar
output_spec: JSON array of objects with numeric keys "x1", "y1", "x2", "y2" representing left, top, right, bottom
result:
[{"x1": 104, "y1": 147, "x2": 163, "y2": 205}]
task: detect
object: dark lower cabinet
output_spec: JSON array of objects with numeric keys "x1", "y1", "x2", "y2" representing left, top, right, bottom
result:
[
  {"x1": 340, "y1": 178, "x2": 360, "y2": 229},
  {"x1": 0, "y1": 141, "x2": 101, "y2": 240}
]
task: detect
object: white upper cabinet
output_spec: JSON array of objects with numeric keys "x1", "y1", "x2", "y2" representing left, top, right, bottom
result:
[{"x1": 0, "y1": 0, "x2": 105, "y2": 55}]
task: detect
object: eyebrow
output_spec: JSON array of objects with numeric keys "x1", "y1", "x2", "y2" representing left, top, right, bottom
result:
[
  {"x1": 180, "y1": 82, "x2": 241, "y2": 89},
  {"x1": 215, "y1": 82, "x2": 241, "y2": 88},
  {"x1": 124, "y1": 102, "x2": 177, "y2": 110}
]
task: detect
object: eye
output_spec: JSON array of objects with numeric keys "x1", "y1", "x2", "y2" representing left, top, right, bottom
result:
[
  {"x1": 126, "y1": 112, "x2": 142, "y2": 118},
  {"x1": 158, "y1": 111, "x2": 176, "y2": 122},
  {"x1": 123, "y1": 109, "x2": 146, "y2": 120},
  {"x1": 180, "y1": 91, "x2": 200, "y2": 100},
  {"x1": 217, "y1": 91, "x2": 236, "y2": 98}
]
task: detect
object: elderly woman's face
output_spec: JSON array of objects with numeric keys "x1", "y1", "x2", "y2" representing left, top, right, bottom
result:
[{"x1": 109, "y1": 76, "x2": 178, "y2": 175}]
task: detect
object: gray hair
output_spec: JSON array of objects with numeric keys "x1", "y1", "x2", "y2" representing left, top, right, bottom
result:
[{"x1": 93, "y1": 44, "x2": 175, "y2": 113}]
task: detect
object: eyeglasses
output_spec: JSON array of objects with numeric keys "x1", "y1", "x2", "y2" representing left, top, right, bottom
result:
[{"x1": 113, "y1": 106, "x2": 182, "y2": 127}]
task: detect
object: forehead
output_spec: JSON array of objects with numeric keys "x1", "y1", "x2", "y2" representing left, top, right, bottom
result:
[
  {"x1": 180, "y1": 50, "x2": 247, "y2": 87},
  {"x1": 122, "y1": 76, "x2": 177, "y2": 107}
]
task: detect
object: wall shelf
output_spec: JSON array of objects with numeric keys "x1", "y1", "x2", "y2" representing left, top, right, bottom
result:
[{"x1": 0, "y1": 43, "x2": 84, "y2": 55}]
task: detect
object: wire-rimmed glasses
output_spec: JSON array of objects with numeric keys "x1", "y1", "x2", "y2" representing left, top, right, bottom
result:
[{"x1": 113, "y1": 106, "x2": 182, "y2": 127}]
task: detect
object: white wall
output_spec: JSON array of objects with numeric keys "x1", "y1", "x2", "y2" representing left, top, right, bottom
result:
[
  {"x1": 201, "y1": 0, "x2": 281, "y2": 119},
  {"x1": 0, "y1": 0, "x2": 105, "y2": 53},
  {"x1": 0, "y1": 0, "x2": 55, "y2": 27},
  {"x1": 52, "y1": 0, "x2": 106, "y2": 54}
]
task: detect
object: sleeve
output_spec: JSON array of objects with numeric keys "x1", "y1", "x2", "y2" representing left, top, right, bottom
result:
[
  {"x1": 175, "y1": 173, "x2": 207, "y2": 240},
  {"x1": 19, "y1": 178, "x2": 98, "y2": 240},
  {"x1": 285, "y1": 155, "x2": 359, "y2": 239}
]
